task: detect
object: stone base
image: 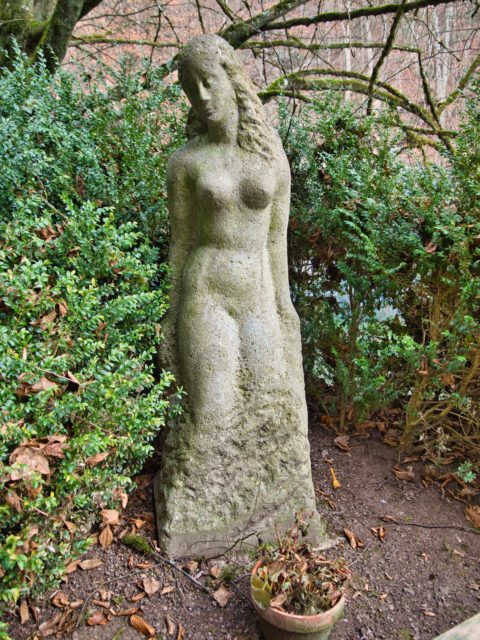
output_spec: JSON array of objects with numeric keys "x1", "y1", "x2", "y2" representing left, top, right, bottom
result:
[
  {"x1": 154, "y1": 358, "x2": 328, "y2": 559},
  {"x1": 154, "y1": 474, "x2": 328, "y2": 558},
  {"x1": 433, "y1": 613, "x2": 480, "y2": 640}
]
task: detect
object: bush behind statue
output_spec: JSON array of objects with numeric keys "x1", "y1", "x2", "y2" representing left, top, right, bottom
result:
[
  {"x1": 0, "y1": 51, "x2": 185, "y2": 619},
  {"x1": 283, "y1": 88, "x2": 479, "y2": 460}
]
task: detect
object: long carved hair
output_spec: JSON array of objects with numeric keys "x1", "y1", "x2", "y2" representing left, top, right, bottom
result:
[{"x1": 178, "y1": 35, "x2": 277, "y2": 160}]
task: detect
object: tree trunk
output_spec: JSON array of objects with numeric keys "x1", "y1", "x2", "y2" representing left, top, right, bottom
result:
[
  {"x1": 34, "y1": 0, "x2": 85, "y2": 70},
  {"x1": 0, "y1": 0, "x2": 103, "y2": 71}
]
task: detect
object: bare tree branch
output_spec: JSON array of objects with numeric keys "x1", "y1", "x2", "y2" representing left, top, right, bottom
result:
[
  {"x1": 241, "y1": 39, "x2": 421, "y2": 53},
  {"x1": 69, "y1": 34, "x2": 178, "y2": 48},
  {"x1": 367, "y1": 0, "x2": 408, "y2": 114},
  {"x1": 266, "y1": 0, "x2": 459, "y2": 33},
  {"x1": 221, "y1": 0, "x2": 309, "y2": 48},
  {"x1": 438, "y1": 52, "x2": 480, "y2": 113}
]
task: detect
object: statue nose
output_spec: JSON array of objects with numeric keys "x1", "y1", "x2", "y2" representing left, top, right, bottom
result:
[{"x1": 198, "y1": 82, "x2": 210, "y2": 102}]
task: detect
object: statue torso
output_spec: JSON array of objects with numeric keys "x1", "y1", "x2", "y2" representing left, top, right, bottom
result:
[{"x1": 175, "y1": 139, "x2": 286, "y2": 308}]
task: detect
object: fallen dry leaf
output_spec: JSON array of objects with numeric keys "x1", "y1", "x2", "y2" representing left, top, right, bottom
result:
[
  {"x1": 130, "y1": 517, "x2": 146, "y2": 530},
  {"x1": 371, "y1": 526, "x2": 386, "y2": 542},
  {"x1": 355, "y1": 420, "x2": 381, "y2": 432},
  {"x1": 393, "y1": 465, "x2": 415, "y2": 482},
  {"x1": 19, "y1": 599, "x2": 29, "y2": 625},
  {"x1": 99, "y1": 524, "x2": 113, "y2": 549},
  {"x1": 177, "y1": 623, "x2": 185, "y2": 640},
  {"x1": 31, "y1": 376, "x2": 58, "y2": 392},
  {"x1": 136, "y1": 474, "x2": 153, "y2": 489},
  {"x1": 137, "y1": 562, "x2": 153, "y2": 570},
  {"x1": 130, "y1": 614, "x2": 156, "y2": 638},
  {"x1": 113, "y1": 487, "x2": 129, "y2": 509},
  {"x1": 38, "y1": 613, "x2": 64, "y2": 637},
  {"x1": 57, "y1": 301, "x2": 68, "y2": 317},
  {"x1": 114, "y1": 607, "x2": 140, "y2": 617},
  {"x1": 185, "y1": 559, "x2": 198, "y2": 574},
  {"x1": 457, "y1": 485, "x2": 480, "y2": 501},
  {"x1": 343, "y1": 528, "x2": 364, "y2": 549},
  {"x1": 101, "y1": 509, "x2": 120, "y2": 526},
  {"x1": 6, "y1": 490, "x2": 22, "y2": 512},
  {"x1": 165, "y1": 614, "x2": 176, "y2": 635},
  {"x1": 140, "y1": 511, "x2": 155, "y2": 524},
  {"x1": 383, "y1": 428, "x2": 401, "y2": 446},
  {"x1": 330, "y1": 467, "x2": 342, "y2": 489},
  {"x1": 51, "y1": 591, "x2": 69, "y2": 608},
  {"x1": 85, "y1": 451, "x2": 109, "y2": 467},
  {"x1": 66, "y1": 370, "x2": 81, "y2": 386},
  {"x1": 130, "y1": 592, "x2": 146, "y2": 602},
  {"x1": 30, "y1": 605, "x2": 39, "y2": 624},
  {"x1": 143, "y1": 576, "x2": 161, "y2": 596},
  {"x1": 9, "y1": 446, "x2": 50, "y2": 480},
  {"x1": 69, "y1": 600, "x2": 84, "y2": 609},
  {"x1": 87, "y1": 610, "x2": 109, "y2": 626},
  {"x1": 270, "y1": 592, "x2": 288, "y2": 609},
  {"x1": 63, "y1": 519, "x2": 76, "y2": 534},
  {"x1": 213, "y1": 584, "x2": 231, "y2": 607},
  {"x1": 93, "y1": 600, "x2": 111, "y2": 609},
  {"x1": 38, "y1": 310, "x2": 57, "y2": 329},
  {"x1": 315, "y1": 488, "x2": 336, "y2": 509},
  {"x1": 209, "y1": 564, "x2": 222, "y2": 579},
  {"x1": 161, "y1": 585, "x2": 175, "y2": 595},
  {"x1": 465, "y1": 505, "x2": 480, "y2": 529},
  {"x1": 334, "y1": 435, "x2": 351, "y2": 452},
  {"x1": 79, "y1": 558, "x2": 103, "y2": 571},
  {"x1": 65, "y1": 560, "x2": 79, "y2": 574}
]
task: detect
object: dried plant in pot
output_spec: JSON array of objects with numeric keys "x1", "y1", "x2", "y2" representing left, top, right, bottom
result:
[{"x1": 251, "y1": 517, "x2": 350, "y2": 640}]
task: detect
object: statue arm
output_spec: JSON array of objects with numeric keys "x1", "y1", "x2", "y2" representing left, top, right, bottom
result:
[
  {"x1": 160, "y1": 151, "x2": 194, "y2": 372},
  {"x1": 166, "y1": 151, "x2": 194, "y2": 315},
  {"x1": 268, "y1": 157, "x2": 299, "y2": 326}
]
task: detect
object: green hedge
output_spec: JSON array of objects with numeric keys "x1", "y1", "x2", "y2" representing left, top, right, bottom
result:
[
  {"x1": 283, "y1": 87, "x2": 479, "y2": 457},
  {"x1": 0, "y1": 51, "x2": 185, "y2": 617}
]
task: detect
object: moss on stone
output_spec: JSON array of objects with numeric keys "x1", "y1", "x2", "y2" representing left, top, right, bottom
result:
[{"x1": 122, "y1": 534, "x2": 154, "y2": 556}]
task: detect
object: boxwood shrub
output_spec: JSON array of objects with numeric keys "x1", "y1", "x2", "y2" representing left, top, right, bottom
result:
[{"x1": 0, "y1": 50, "x2": 185, "y2": 622}]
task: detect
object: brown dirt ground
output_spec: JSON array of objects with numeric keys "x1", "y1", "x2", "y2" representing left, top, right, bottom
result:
[{"x1": 7, "y1": 425, "x2": 480, "y2": 640}]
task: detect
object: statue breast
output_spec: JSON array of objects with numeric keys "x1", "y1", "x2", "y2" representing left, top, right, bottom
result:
[{"x1": 195, "y1": 166, "x2": 275, "y2": 212}]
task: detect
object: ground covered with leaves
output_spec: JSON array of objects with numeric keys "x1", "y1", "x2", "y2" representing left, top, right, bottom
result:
[{"x1": 6, "y1": 424, "x2": 480, "y2": 640}]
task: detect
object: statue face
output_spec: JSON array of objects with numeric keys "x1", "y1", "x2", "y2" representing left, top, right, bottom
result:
[{"x1": 181, "y1": 58, "x2": 236, "y2": 126}]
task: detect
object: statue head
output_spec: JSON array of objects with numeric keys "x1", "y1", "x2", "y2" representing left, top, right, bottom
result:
[{"x1": 178, "y1": 35, "x2": 276, "y2": 159}]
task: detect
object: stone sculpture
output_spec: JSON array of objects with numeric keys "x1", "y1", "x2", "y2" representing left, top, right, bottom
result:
[{"x1": 154, "y1": 35, "x2": 325, "y2": 557}]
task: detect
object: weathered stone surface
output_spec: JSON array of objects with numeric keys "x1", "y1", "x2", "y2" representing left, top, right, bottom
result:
[
  {"x1": 154, "y1": 35, "x2": 326, "y2": 557},
  {"x1": 433, "y1": 613, "x2": 480, "y2": 640}
]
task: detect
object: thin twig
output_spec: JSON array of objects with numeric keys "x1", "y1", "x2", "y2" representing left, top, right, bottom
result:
[
  {"x1": 382, "y1": 516, "x2": 480, "y2": 535},
  {"x1": 75, "y1": 551, "x2": 211, "y2": 628}
]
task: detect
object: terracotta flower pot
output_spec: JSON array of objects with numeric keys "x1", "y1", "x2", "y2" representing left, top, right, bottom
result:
[{"x1": 251, "y1": 561, "x2": 345, "y2": 640}]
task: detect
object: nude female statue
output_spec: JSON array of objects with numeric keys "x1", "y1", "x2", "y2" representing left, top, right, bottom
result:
[{"x1": 154, "y1": 35, "x2": 324, "y2": 557}]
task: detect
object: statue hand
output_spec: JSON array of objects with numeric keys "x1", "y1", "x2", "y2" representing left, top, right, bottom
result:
[
  {"x1": 159, "y1": 311, "x2": 177, "y2": 372},
  {"x1": 278, "y1": 300, "x2": 301, "y2": 333}
]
